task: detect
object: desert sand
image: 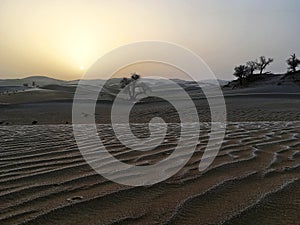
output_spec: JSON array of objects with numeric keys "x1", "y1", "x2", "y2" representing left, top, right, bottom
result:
[
  {"x1": 1, "y1": 92, "x2": 300, "y2": 125},
  {"x1": 0, "y1": 122, "x2": 299, "y2": 224},
  {"x1": 0, "y1": 74, "x2": 299, "y2": 224}
]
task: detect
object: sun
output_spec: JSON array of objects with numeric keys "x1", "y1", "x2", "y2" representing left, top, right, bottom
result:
[{"x1": 80, "y1": 65, "x2": 85, "y2": 71}]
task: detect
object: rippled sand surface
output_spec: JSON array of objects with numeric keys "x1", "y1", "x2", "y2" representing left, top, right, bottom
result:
[{"x1": 0, "y1": 122, "x2": 299, "y2": 225}]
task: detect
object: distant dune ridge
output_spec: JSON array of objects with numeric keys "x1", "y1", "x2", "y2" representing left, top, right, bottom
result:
[
  {"x1": 0, "y1": 75, "x2": 69, "y2": 87},
  {"x1": 0, "y1": 72, "x2": 299, "y2": 98},
  {"x1": 224, "y1": 72, "x2": 300, "y2": 93},
  {"x1": 0, "y1": 73, "x2": 300, "y2": 125}
]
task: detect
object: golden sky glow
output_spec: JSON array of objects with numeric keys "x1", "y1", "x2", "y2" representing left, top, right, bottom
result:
[{"x1": 0, "y1": 0, "x2": 299, "y2": 80}]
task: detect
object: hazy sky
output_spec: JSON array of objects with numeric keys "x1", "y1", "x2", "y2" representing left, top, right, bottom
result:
[{"x1": 0, "y1": 0, "x2": 299, "y2": 80}]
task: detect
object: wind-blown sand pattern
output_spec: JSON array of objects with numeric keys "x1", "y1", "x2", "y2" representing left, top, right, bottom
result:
[{"x1": 0, "y1": 122, "x2": 299, "y2": 225}]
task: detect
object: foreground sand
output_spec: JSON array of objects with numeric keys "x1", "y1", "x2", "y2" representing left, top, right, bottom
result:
[{"x1": 0, "y1": 122, "x2": 299, "y2": 225}]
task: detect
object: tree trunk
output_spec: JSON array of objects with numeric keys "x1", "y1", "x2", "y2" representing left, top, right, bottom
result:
[
  {"x1": 128, "y1": 85, "x2": 133, "y2": 100},
  {"x1": 132, "y1": 82, "x2": 136, "y2": 99}
]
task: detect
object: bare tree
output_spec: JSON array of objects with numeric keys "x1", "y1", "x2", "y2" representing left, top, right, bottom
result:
[
  {"x1": 256, "y1": 56, "x2": 273, "y2": 75},
  {"x1": 130, "y1": 73, "x2": 140, "y2": 99},
  {"x1": 233, "y1": 65, "x2": 250, "y2": 85},
  {"x1": 246, "y1": 61, "x2": 258, "y2": 75},
  {"x1": 120, "y1": 73, "x2": 151, "y2": 101},
  {"x1": 287, "y1": 53, "x2": 300, "y2": 73},
  {"x1": 120, "y1": 77, "x2": 133, "y2": 99}
]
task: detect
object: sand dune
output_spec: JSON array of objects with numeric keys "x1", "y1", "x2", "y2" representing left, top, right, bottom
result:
[
  {"x1": 0, "y1": 74, "x2": 299, "y2": 124},
  {"x1": 0, "y1": 122, "x2": 299, "y2": 224},
  {"x1": 0, "y1": 75, "x2": 299, "y2": 224}
]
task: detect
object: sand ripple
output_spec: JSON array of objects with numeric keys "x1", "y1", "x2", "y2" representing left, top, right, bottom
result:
[{"x1": 0, "y1": 122, "x2": 299, "y2": 225}]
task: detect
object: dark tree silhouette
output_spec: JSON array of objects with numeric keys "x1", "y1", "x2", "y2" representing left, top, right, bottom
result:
[
  {"x1": 130, "y1": 73, "x2": 140, "y2": 99},
  {"x1": 246, "y1": 61, "x2": 258, "y2": 75},
  {"x1": 120, "y1": 77, "x2": 132, "y2": 99},
  {"x1": 233, "y1": 65, "x2": 250, "y2": 85},
  {"x1": 287, "y1": 53, "x2": 300, "y2": 73},
  {"x1": 256, "y1": 56, "x2": 273, "y2": 75},
  {"x1": 120, "y1": 73, "x2": 151, "y2": 101},
  {"x1": 245, "y1": 61, "x2": 258, "y2": 82}
]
